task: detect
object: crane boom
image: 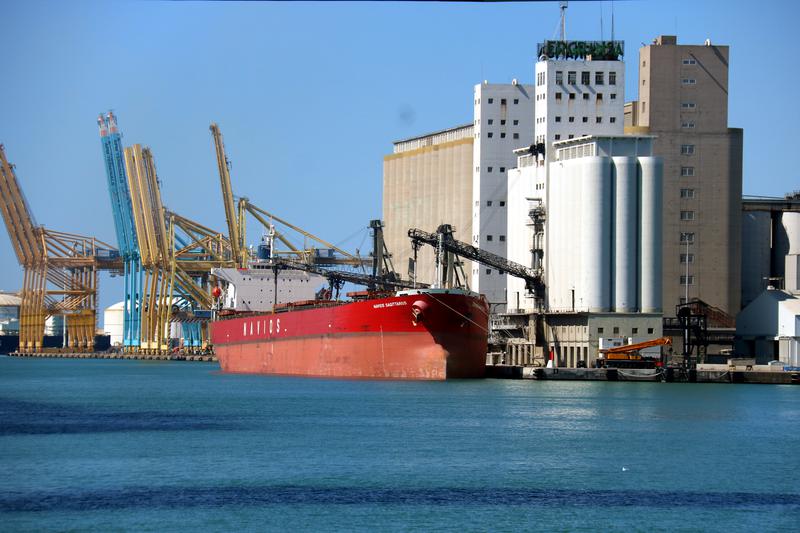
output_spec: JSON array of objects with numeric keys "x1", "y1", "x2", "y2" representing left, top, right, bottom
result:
[
  {"x1": 408, "y1": 224, "x2": 544, "y2": 295},
  {"x1": 210, "y1": 123, "x2": 244, "y2": 266},
  {"x1": 600, "y1": 337, "x2": 671, "y2": 354},
  {"x1": 275, "y1": 259, "x2": 426, "y2": 292}
]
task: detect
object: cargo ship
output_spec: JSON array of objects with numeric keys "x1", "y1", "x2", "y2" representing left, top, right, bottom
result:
[{"x1": 209, "y1": 275, "x2": 489, "y2": 380}]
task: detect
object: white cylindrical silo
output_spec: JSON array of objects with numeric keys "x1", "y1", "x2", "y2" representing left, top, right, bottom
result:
[
  {"x1": 783, "y1": 212, "x2": 800, "y2": 255},
  {"x1": 581, "y1": 156, "x2": 612, "y2": 312},
  {"x1": 741, "y1": 211, "x2": 772, "y2": 306},
  {"x1": 613, "y1": 157, "x2": 639, "y2": 312},
  {"x1": 639, "y1": 156, "x2": 663, "y2": 313}
]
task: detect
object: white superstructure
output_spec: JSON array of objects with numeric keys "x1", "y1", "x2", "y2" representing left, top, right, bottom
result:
[{"x1": 212, "y1": 267, "x2": 325, "y2": 312}]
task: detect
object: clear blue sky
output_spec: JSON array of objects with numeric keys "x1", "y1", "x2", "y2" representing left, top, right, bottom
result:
[{"x1": 1, "y1": 0, "x2": 797, "y2": 317}]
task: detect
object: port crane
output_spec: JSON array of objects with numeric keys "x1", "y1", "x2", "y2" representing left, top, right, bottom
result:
[
  {"x1": 0, "y1": 144, "x2": 121, "y2": 352},
  {"x1": 597, "y1": 337, "x2": 671, "y2": 367},
  {"x1": 407, "y1": 224, "x2": 545, "y2": 306}
]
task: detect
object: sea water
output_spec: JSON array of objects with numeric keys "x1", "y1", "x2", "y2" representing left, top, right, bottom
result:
[{"x1": 0, "y1": 356, "x2": 798, "y2": 531}]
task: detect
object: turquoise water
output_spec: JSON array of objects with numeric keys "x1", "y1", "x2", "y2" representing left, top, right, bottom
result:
[{"x1": 1, "y1": 356, "x2": 798, "y2": 532}]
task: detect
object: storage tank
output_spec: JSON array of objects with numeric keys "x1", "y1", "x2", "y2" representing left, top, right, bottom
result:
[
  {"x1": 581, "y1": 156, "x2": 612, "y2": 312},
  {"x1": 639, "y1": 157, "x2": 663, "y2": 313},
  {"x1": 613, "y1": 157, "x2": 638, "y2": 312},
  {"x1": 784, "y1": 212, "x2": 800, "y2": 255},
  {"x1": 103, "y1": 301, "x2": 125, "y2": 346},
  {"x1": 741, "y1": 211, "x2": 772, "y2": 307}
]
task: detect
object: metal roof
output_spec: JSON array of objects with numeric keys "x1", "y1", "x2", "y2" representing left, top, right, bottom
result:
[{"x1": 0, "y1": 293, "x2": 21, "y2": 307}]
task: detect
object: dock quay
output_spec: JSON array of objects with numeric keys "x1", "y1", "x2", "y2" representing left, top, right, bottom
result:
[
  {"x1": 9, "y1": 351, "x2": 217, "y2": 363},
  {"x1": 486, "y1": 364, "x2": 800, "y2": 384}
]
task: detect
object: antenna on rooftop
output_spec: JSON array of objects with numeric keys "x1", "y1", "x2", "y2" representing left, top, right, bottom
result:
[
  {"x1": 611, "y1": 0, "x2": 615, "y2": 42},
  {"x1": 560, "y1": 1, "x2": 568, "y2": 42}
]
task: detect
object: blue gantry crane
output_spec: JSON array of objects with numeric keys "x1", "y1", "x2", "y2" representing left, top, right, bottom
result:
[{"x1": 98, "y1": 111, "x2": 141, "y2": 350}]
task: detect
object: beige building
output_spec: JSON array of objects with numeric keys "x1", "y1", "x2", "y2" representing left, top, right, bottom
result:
[
  {"x1": 382, "y1": 125, "x2": 474, "y2": 286},
  {"x1": 625, "y1": 35, "x2": 743, "y2": 316}
]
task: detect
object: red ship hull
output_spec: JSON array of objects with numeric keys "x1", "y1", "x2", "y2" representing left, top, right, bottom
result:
[{"x1": 210, "y1": 289, "x2": 489, "y2": 380}]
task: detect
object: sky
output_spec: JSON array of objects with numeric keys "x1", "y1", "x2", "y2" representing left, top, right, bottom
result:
[{"x1": 1, "y1": 0, "x2": 798, "y2": 318}]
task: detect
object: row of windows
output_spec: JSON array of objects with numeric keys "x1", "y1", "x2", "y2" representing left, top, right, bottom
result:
[
  {"x1": 680, "y1": 210, "x2": 695, "y2": 221},
  {"x1": 682, "y1": 58, "x2": 697, "y2": 65},
  {"x1": 474, "y1": 97, "x2": 521, "y2": 105},
  {"x1": 554, "y1": 116, "x2": 616, "y2": 124},
  {"x1": 680, "y1": 275, "x2": 695, "y2": 285},
  {"x1": 485, "y1": 132, "x2": 520, "y2": 139},
  {"x1": 681, "y1": 121, "x2": 696, "y2": 128},
  {"x1": 680, "y1": 188, "x2": 695, "y2": 198},
  {"x1": 479, "y1": 200, "x2": 506, "y2": 207},
  {"x1": 597, "y1": 326, "x2": 655, "y2": 335},
  {"x1": 681, "y1": 102, "x2": 696, "y2": 109},
  {"x1": 485, "y1": 235, "x2": 506, "y2": 242},
  {"x1": 552, "y1": 70, "x2": 618, "y2": 86},
  {"x1": 681, "y1": 78, "x2": 697, "y2": 85},
  {"x1": 475, "y1": 166, "x2": 507, "y2": 173},
  {"x1": 475, "y1": 119, "x2": 520, "y2": 126},
  {"x1": 553, "y1": 92, "x2": 617, "y2": 101}
]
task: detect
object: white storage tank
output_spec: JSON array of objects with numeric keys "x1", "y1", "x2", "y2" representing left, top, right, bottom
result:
[
  {"x1": 613, "y1": 156, "x2": 639, "y2": 312},
  {"x1": 639, "y1": 156, "x2": 663, "y2": 313},
  {"x1": 103, "y1": 301, "x2": 125, "y2": 346},
  {"x1": 581, "y1": 156, "x2": 612, "y2": 312}
]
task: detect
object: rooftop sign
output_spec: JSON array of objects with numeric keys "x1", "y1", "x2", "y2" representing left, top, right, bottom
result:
[{"x1": 538, "y1": 40, "x2": 624, "y2": 61}]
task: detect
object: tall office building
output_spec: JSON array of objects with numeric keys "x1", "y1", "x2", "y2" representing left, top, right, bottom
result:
[{"x1": 625, "y1": 35, "x2": 743, "y2": 316}]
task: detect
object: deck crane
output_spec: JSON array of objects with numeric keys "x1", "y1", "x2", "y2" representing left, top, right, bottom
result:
[
  {"x1": 1, "y1": 144, "x2": 121, "y2": 352},
  {"x1": 210, "y1": 123, "x2": 246, "y2": 267},
  {"x1": 597, "y1": 337, "x2": 672, "y2": 368},
  {"x1": 408, "y1": 224, "x2": 545, "y2": 308}
]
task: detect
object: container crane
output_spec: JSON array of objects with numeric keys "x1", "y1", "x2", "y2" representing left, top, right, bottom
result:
[{"x1": 1, "y1": 144, "x2": 121, "y2": 352}]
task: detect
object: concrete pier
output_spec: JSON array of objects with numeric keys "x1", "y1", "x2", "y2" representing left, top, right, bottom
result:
[{"x1": 9, "y1": 351, "x2": 217, "y2": 363}]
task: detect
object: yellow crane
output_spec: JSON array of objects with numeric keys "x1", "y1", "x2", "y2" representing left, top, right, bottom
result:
[{"x1": 0, "y1": 144, "x2": 121, "y2": 352}]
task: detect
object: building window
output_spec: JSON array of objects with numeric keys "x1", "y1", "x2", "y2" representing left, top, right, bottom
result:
[
  {"x1": 500, "y1": 167, "x2": 506, "y2": 172},
  {"x1": 681, "y1": 102, "x2": 696, "y2": 109},
  {"x1": 682, "y1": 58, "x2": 697, "y2": 65},
  {"x1": 681, "y1": 78, "x2": 697, "y2": 85},
  {"x1": 582, "y1": 117, "x2": 588, "y2": 123},
  {"x1": 680, "y1": 253, "x2": 695, "y2": 264},
  {"x1": 647, "y1": 328, "x2": 654, "y2": 334},
  {"x1": 487, "y1": 167, "x2": 493, "y2": 173},
  {"x1": 680, "y1": 188, "x2": 695, "y2": 198},
  {"x1": 568, "y1": 134, "x2": 574, "y2": 139},
  {"x1": 613, "y1": 326, "x2": 619, "y2": 334},
  {"x1": 609, "y1": 72, "x2": 617, "y2": 85},
  {"x1": 514, "y1": 98, "x2": 519, "y2": 104},
  {"x1": 487, "y1": 132, "x2": 493, "y2": 138},
  {"x1": 568, "y1": 71, "x2": 576, "y2": 84},
  {"x1": 610, "y1": 117, "x2": 616, "y2": 123},
  {"x1": 610, "y1": 93, "x2": 617, "y2": 100},
  {"x1": 486, "y1": 235, "x2": 493, "y2": 241},
  {"x1": 596, "y1": 93, "x2": 603, "y2": 101},
  {"x1": 513, "y1": 133, "x2": 519, "y2": 139},
  {"x1": 488, "y1": 119, "x2": 493, "y2": 125},
  {"x1": 642, "y1": 79, "x2": 646, "y2": 86},
  {"x1": 681, "y1": 166, "x2": 695, "y2": 177},
  {"x1": 632, "y1": 327, "x2": 638, "y2": 335},
  {"x1": 569, "y1": 93, "x2": 576, "y2": 100},
  {"x1": 680, "y1": 275, "x2": 695, "y2": 285},
  {"x1": 486, "y1": 269, "x2": 492, "y2": 275},
  {"x1": 555, "y1": 71, "x2": 563, "y2": 84},
  {"x1": 680, "y1": 232, "x2": 695, "y2": 243},
  {"x1": 577, "y1": 71, "x2": 588, "y2": 85},
  {"x1": 595, "y1": 72, "x2": 604, "y2": 85},
  {"x1": 501, "y1": 98, "x2": 507, "y2": 105},
  {"x1": 499, "y1": 235, "x2": 506, "y2": 242},
  {"x1": 555, "y1": 92, "x2": 562, "y2": 101},
  {"x1": 583, "y1": 93, "x2": 589, "y2": 100},
  {"x1": 569, "y1": 116, "x2": 575, "y2": 123},
  {"x1": 488, "y1": 98, "x2": 494, "y2": 103},
  {"x1": 680, "y1": 210, "x2": 695, "y2": 221},
  {"x1": 499, "y1": 201, "x2": 506, "y2": 207},
  {"x1": 681, "y1": 121, "x2": 695, "y2": 128},
  {"x1": 500, "y1": 132, "x2": 506, "y2": 138},
  {"x1": 596, "y1": 117, "x2": 602, "y2": 123},
  {"x1": 486, "y1": 200, "x2": 492, "y2": 207},
  {"x1": 598, "y1": 327, "x2": 604, "y2": 334},
  {"x1": 554, "y1": 134, "x2": 561, "y2": 140},
  {"x1": 641, "y1": 101, "x2": 646, "y2": 113},
  {"x1": 500, "y1": 119, "x2": 506, "y2": 125},
  {"x1": 513, "y1": 119, "x2": 519, "y2": 125},
  {"x1": 681, "y1": 144, "x2": 695, "y2": 155},
  {"x1": 555, "y1": 116, "x2": 562, "y2": 122}
]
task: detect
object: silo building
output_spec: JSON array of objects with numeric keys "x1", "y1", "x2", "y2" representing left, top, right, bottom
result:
[{"x1": 503, "y1": 40, "x2": 664, "y2": 367}]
